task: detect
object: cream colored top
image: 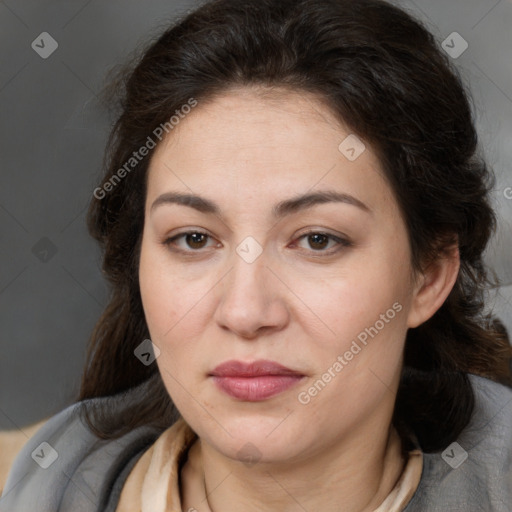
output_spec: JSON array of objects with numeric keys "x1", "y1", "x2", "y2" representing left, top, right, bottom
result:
[{"x1": 116, "y1": 418, "x2": 423, "y2": 512}]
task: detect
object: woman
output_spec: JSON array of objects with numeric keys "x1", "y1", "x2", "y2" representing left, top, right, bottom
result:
[{"x1": 2, "y1": 0, "x2": 511, "y2": 510}]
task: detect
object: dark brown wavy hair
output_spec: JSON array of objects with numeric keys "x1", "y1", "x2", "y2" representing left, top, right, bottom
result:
[{"x1": 78, "y1": 0, "x2": 512, "y2": 453}]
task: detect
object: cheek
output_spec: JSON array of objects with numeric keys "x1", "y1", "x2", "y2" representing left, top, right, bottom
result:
[
  {"x1": 305, "y1": 284, "x2": 407, "y2": 395},
  {"x1": 295, "y1": 282, "x2": 408, "y2": 429},
  {"x1": 294, "y1": 250, "x2": 411, "y2": 407},
  {"x1": 139, "y1": 239, "x2": 202, "y2": 337},
  {"x1": 138, "y1": 241, "x2": 214, "y2": 382},
  {"x1": 298, "y1": 258, "x2": 410, "y2": 353},
  {"x1": 139, "y1": 262, "x2": 200, "y2": 406}
]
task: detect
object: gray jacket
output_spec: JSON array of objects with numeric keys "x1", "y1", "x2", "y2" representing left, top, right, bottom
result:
[{"x1": 1, "y1": 374, "x2": 511, "y2": 511}]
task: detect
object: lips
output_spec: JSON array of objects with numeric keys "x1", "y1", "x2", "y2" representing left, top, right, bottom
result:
[
  {"x1": 209, "y1": 360, "x2": 305, "y2": 401},
  {"x1": 210, "y1": 360, "x2": 303, "y2": 377}
]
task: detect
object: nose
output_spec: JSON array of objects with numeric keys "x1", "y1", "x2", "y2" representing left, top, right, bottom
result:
[{"x1": 213, "y1": 246, "x2": 290, "y2": 340}]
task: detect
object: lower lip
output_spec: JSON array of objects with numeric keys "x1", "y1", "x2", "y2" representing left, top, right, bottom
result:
[{"x1": 211, "y1": 375, "x2": 304, "y2": 401}]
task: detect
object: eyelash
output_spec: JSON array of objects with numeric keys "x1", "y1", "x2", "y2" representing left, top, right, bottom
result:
[{"x1": 161, "y1": 229, "x2": 352, "y2": 256}]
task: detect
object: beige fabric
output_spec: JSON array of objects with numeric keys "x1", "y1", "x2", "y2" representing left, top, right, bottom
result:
[
  {"x1": 0, "y1": 419, "x2": 48, "y2": 494},
  {"x1": 116, "y1": 417, "x2": 423, "y2": 512},
  {"x1": 116, "y1": 418, "x2": 197, "y2": 512},
  {"x1": 373, "y1": 448, "x2": 422, "y2": 512}
]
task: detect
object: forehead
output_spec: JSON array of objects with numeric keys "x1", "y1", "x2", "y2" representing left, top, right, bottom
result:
[
  {"x1": 146, "y1": 87, "x2": 394, "y2": 218},
  {"x1": 152, "y1": 86, "x2": 361, "y2": 162}
]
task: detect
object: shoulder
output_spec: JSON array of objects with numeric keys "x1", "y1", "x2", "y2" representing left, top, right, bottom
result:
[
  {"x1": 0, "y1": 386, "x2": 163, "y2": 512},
  {"x1": 404, "y1": 374, "x2": 512, "y2": 511}
]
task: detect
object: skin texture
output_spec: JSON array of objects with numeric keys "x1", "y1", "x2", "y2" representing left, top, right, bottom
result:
[{"x1": 138, "y1": 87, "x2": 460, "y2": 512}]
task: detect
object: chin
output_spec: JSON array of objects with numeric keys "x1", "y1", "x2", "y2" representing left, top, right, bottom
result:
[{"x1": 199, "y1": 413, "x2": 311, "y2": 463}]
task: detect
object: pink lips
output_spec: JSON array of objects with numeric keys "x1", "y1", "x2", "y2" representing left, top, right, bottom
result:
[{"x1": 209, "y1": 360, "x2": 305, "y2": 401}]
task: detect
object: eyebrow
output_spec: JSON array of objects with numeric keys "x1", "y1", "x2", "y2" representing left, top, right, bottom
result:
[{"x1": 150, "y1": 190, "x2": 371, "y2": 218}]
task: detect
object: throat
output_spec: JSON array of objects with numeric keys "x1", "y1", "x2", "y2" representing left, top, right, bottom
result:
[{"x1": 179, "y1": 429, "x2": 407, "y2": 512}]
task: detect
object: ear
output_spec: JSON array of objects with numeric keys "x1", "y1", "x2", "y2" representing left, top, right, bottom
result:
[{"x1": 406, "y1": 242, "x2": 460, "y2": 329}]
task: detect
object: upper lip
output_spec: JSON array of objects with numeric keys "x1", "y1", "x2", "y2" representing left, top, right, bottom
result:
[{"x1": 210, "y1": 360, "x2": 304, "y2": 377}]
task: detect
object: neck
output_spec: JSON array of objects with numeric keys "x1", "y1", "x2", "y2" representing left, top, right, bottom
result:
[{"x1": 182, "y1": 419, "x2": 405, "y2": 512}]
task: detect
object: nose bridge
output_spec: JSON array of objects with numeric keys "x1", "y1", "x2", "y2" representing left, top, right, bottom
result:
[
  {"x1": 226, "y1": 236, "x2": 269, "y2": 302},
  {"x1": 214, "y1": 236, "x2": 288, "y2": 337}
]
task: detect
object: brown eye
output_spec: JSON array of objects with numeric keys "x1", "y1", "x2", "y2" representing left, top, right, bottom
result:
[
  {"x1": 163, "y1": 230, "x2": 218, "y2": 252},
  {"x1": 184, "y1": 232, "x2": 209, "y2": 249},
  {"x1": 294, "y1": 231, "x2": 352, "y2": 254},
  {"x1": 307, "y1": 233, "x2": 330, "y2": 250}
]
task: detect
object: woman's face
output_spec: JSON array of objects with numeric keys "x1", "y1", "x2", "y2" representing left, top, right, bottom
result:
[{"x1": 139, "y1": 87, "x2": 421, "y2": 464}]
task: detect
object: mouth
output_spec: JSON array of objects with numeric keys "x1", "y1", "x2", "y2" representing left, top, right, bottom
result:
[{"x1": 209, "y1": 360, "x2": 305, "y2": 401}]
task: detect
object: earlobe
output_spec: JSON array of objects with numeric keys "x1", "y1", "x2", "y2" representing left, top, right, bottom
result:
[{"x1": 406, "y1": 244, "x2": 460, "y2": 329}]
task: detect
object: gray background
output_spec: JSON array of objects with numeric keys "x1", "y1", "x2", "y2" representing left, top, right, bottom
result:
[{"x1": 1, "y1": 0, "x2": 511, "y2": 431}]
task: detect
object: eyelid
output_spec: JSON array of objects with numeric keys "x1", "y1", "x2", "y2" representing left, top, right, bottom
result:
[
  {"x1": 162, "y1": 229, "x2": 217, "y2": 251},
  {"x1": 162, "y1": 228, "x2": 352, "y2": 255},
  {"x1": 292, "y1": 229, "x2": 352, "y2": 254}
]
